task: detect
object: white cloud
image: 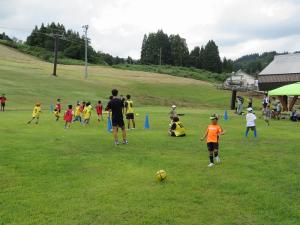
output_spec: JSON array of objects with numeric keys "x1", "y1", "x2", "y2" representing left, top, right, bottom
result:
[{"x1": 0, "y1": 0, "x2": 300, "y2": 59}]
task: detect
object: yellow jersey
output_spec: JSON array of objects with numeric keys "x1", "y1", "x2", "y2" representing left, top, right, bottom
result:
[
  {"x1": 32, "y1": 106, "x2": 41, "y2": 117},
  {"x1": 83, "y1": 105, "x2": 92, "y2": 119},
  {"x1": 75, "y1": 106, "x2": 81, "y2": 116},
  {"x1": 53, "y1": 110, "x2": 60, "y2": 117},
  {"x1": 174, "y1": 122, "x2": 186, "y2": 137},
  {"x1": 126, "y1": 100, "x2": 134, "y2": 114}
]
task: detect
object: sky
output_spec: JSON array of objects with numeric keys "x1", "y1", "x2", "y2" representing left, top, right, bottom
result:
[{"x1": 1, "y1": 0, "x2": 300, "y2": 60}]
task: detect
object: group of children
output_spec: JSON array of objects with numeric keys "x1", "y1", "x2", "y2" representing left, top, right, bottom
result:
[
  {"x1": 27, "y1": 99, "x2": 103, "y2": 128},
  {"x1": 23, "y1": 91, "x2": 277, "y2": 168},
  {"x1": 167, "y1": 104, "x2": 260, "y2": 167},
  {"x1": 26, "y1": 94, "x2": 136, "y2": 131}
]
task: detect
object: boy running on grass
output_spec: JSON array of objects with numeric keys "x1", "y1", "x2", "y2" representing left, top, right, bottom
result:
[
  {"x1": 64, "y1": 105, "x2": 73, "y2": 129},
  {"x1": 73, "y1": 102, "x2": 82, "y2": 123},
  {"x1": 105, "y1": 89, "x2": 128, "y2": 145},
  {"x1": 245, "y1": 107, "x2": 257, "y2": 137},
  {"x1": 55, "y1": 99, "x2": 62, "y2": 113},
  {"x1": 53, "y1": 108, "x2": 60, "y2": 121},
  {"x1": 201, "y1": 114, "x2": 225, "y2": 167},
  {"x1": 83, "y1": 102, "x2": 92, "y2": 125},
  {"x1": 96, "y1": 101, "x2": 103, "y2": 122},
  {"x1": 27, "y1": 103, "x2": 42, "y2": 124}
]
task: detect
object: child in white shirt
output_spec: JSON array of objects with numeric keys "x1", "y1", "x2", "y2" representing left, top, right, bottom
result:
[{"x1": 245, "y1": 107, "x2": 257, "y2": 137}]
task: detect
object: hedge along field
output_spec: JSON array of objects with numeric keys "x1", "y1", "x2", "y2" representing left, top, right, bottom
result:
[{"x1": 0, "y1": 44, "x2": 299, "y2": 225}]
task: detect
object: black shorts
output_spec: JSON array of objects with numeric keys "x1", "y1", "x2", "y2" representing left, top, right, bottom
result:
[
  {"x1": 1, "y1": 103, "x2": 5, "y2": 107},
  {"x1": 112, "y1": 118, "x2": 125, "y2": 128},
  {"x1": 246, "y1": 126, "x2": 256, "y2": 131},
  {"x1": 126, "y1": 113, "x2": 134, "y2": 120},
  {"x1": 207, "y1": 142, "x2": 219, "y2": 151}
]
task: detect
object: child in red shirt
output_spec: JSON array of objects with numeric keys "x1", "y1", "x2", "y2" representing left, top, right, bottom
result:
[
  {"x1": 55, "y1": 99, "x2": 62, "y2": 113},
  {"x1": 96, "y1": 100, "x2": 103, "y2": 122},
  {"x1": 64, "y1": 105, "x2": 73, "y2": 129},
  {"x1": 0, "y1": 94, "x2": 7, "y2": 112}
]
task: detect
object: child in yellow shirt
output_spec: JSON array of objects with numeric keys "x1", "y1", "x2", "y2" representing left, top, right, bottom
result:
[
  {"x1": 73, "y1": 103, "x2": 82, "y2": 123},
  {"x1": 53, "y1": 108, "x2": 60, "y2": 121},
  {"x1": 27, "y1": 103, "x2": 42, "y2": 124}
]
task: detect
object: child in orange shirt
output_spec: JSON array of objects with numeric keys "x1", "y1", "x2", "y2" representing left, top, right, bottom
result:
[{"x1": 201, "y1": 114, "x2": 225, "y2": 167}]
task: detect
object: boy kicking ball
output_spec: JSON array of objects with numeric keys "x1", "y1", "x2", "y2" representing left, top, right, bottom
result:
[{"x1": 201, "y1": 114, "x2": 225, "y2": 167}]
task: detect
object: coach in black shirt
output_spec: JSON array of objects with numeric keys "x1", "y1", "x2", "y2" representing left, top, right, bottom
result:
[{"x1": 106, "y1": 89, "x2": 128, "y2": 145}]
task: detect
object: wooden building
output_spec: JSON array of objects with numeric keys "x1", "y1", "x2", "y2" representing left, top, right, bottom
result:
[
  {"x1": 259, "y1": 53, "x2": 300, "y2": 91},
  {"x1": 259, "y1": 53, "x2": 300, "y2": 111}
]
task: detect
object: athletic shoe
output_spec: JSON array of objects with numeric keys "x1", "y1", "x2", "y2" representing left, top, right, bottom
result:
[
  {"x1": 208, "y1": 163, "x2": 214, "y2": 167},
  {"x1": 115, "y1": 141, "x2": 120, "y2": 145},
  {"x1": 123, "y1": 140, "x2": 128, "y2": 145},
  {"x1": 215, "y1": 156, "x2": 221, "y2": 164}
]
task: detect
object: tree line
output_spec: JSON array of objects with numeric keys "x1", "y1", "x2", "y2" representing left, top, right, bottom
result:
[
  {"x1": 140, "y1": 30, "x2": 233, "y2": 73},
  {"x1": 26, "y1": 22, "x2": 130, "y2": 65}
]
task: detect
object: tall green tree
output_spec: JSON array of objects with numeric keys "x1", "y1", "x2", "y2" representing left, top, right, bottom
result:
[
  {"x1": 169, "y1": 34, "x2": 189, "y2": 66},
  {"x1": 203, "y1": 40, "x2": 222, "y2": 73},
  {"x1": 222, "y1": 57, "x2": 234, "y2": 73}
]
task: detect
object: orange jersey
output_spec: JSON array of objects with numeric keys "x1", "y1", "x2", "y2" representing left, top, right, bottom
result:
[{"x1": 206, "y1": 124, "x2": 222, "y2": 143}]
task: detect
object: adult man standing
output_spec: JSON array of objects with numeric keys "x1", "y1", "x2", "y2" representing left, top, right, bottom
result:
[{"x1": 106, "y1": 89, "x2": 128, "y2": 145}]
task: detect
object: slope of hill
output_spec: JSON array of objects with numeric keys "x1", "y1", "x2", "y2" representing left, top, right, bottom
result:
[{"x1": 0, "y1": 43, "x2": 230, "y2": 109}]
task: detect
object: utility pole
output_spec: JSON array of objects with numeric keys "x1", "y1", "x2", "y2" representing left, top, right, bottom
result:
[
  {"x1": 82, "y1": 25, "x2": 89, "y2": 79},
  {"x1": 52, "y1": 34, "x2": 59, "y2": 76},
  {"x1": 159, "y1": 47, "x2": 162, "y2": 65}
]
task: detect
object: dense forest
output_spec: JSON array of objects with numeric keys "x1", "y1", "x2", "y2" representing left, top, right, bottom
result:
[
  {"x1": 25, "y1": 22, "x2": 130, "y2": 65},
  {"x1": 140, "y1": 30, "x2": 233, "y2": 73}
]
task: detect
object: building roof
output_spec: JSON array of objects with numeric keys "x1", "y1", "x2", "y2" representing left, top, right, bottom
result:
[{"x1": 259, "y1": 53, "x2": 300, "y2": 75}]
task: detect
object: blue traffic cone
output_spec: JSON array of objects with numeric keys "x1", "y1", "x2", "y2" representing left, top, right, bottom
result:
[
  {"x1": 144, "y1": 114, "x2": 150, "y2": 129},
  {"x1": 107, "y1": 117, "x2": 112, "y2": 132},
  {"x1": 224, "y1": 110, "x2": 229, "y2": 121},
  {"x1": 50, "y1": 103, "x2": 54, "y2": 112}
]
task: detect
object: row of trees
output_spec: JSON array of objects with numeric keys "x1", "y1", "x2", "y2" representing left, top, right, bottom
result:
[
  {"x1": 26, "y1": 23, "x2": 128, "y2": 65},
  {"x1": 140, "y1": 30, "x2": 233, "y2": 73}
]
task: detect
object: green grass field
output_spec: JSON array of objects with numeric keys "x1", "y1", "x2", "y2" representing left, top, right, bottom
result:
[{"x1": 0, "y1": 44, "x2": 299, "y2": 225}]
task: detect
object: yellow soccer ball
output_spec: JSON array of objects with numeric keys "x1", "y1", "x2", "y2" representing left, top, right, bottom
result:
[{"x1": 156, "y1": 170, "x2": 167, "y2": 181}]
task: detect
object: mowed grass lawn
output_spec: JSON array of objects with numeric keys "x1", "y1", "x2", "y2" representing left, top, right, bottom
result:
[{"x1": 0, "y1": 44, "x2": 300, "y2": 225}]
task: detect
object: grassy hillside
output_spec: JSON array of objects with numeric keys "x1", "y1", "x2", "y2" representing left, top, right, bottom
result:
[
  {"x1": 113, "y1": 64, "x2": 229, "y2": 83},
  {"x1": 0, "y1": 43, "x2": 230, "y2": 109},
  {"x1": 0, "y1": 44, "x2": 299, "y2": 225}
]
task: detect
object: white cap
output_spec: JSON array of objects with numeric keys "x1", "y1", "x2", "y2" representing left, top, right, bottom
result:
[
  {"x1": 172, "y1": 105, "x2": 176, "y2": 108},
  {"x1": 247, "y1": 107, "x2": 253, "y2": 112}
]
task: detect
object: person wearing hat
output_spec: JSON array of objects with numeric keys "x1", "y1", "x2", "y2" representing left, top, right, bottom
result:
[
  {"x1": 169, "y1": 105, "x2": 177, "y2": 121},
  {"x1": 201, "y1": 114, "x2": 225, "y2": 167},
  {"x1": 245, "y1": 107, "x2": 257, "y2": 137}
]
